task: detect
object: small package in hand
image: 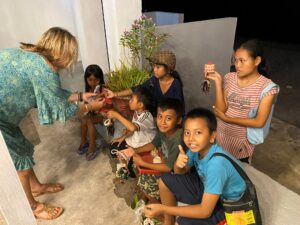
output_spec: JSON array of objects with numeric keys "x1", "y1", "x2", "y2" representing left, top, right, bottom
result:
[{"x1": 204, "y1": 62, "x2": 215, "y2": 74}]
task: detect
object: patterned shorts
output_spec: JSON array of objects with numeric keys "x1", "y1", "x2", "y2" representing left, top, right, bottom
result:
[{"x1": 137, "y1": 174, "x2": 161, "y2": 200}]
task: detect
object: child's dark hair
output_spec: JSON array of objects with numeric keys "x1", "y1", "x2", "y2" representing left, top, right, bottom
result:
[
  {"x1": 157, "y1": 98, "x2": 184, "y2": 119},
  {"x1": 184, "y1": 108, "x2": 217, "y2": 134},
  {"x1": 84, "y1": 64, "x2": 105, "y2": 92},
  {"x1": 238, "y1": 39, "x2": 270, "y2": 78},
  {"x1": 133, "y1": 87, "x2": 153, "y2": 110},
  {"x1": 171, "y1": 70, "x2": 183, "y2": 87}
]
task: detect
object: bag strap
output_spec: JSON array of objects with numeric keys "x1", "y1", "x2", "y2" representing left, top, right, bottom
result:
[
  {"x1": 210, "y1": 153, "x2": 251, "y2": 182},
  {"x1": 111, "y1": 149, "x2": 129, "y2": 163},
  {"x1": 259, "y1": 82, "x2": 279, "y2": 104}
]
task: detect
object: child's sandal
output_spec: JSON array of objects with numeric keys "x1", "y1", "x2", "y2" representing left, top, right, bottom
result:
[
  {"x1": 86, "y1": 148, "x2": 101, "y2": 161},
  {"x1": 77, "y1": 143, "x2": 89, "y2": 155}
]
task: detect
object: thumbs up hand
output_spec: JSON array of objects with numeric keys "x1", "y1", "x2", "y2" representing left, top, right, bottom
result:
[{"x1": 176, "y1": 145, "x2": 189, "y2": 168}]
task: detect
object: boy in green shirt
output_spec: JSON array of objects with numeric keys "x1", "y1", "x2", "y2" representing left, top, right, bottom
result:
[{"x1": 131, "y1": 98, "x2": 184, "y2": 203}]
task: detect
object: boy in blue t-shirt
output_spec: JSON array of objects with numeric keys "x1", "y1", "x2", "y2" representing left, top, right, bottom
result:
[{"x1": 144, "y1": 107, "x2": 246, "y2": 225}]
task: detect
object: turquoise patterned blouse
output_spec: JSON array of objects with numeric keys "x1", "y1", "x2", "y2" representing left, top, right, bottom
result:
[{"x1": 0, "y1": 48, "x2": 78, "y2": 170}]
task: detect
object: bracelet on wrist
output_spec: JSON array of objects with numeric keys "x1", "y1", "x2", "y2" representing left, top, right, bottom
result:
[
  {"x1": 71, "y1": 91, "x2": 78, "y2": 105},
  {"x1": 79, "y1": 92, "x2": 83, "y2": 102}
]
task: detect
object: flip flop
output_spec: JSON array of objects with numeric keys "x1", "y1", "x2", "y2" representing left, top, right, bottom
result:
[
  {"x1": 33, "y1": 203, "x2": 64, "y2": 220},
  {"x1": 32, "y1": 183, "x2": 64, "y2": 197},
  {"x1": 86, "y1": 148, "x2": 101, "y2": 161},
  {"x1": 77, "y1": 143, "x2": 89, "y2": 155}
]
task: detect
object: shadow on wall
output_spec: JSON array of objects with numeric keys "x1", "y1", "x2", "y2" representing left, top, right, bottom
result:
[{"x1": 60, "y1": 61, "x2": 85, "y2": 92}]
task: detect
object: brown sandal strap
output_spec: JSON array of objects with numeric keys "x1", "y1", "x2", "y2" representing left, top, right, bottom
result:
[{"x1": 33, "y1": 203, "x2": 63, "y2": 220}]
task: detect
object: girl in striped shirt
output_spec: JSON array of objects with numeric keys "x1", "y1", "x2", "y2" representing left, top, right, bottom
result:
[{"x1": 205, "y1": 39, "x2": 279, "y2": 163}]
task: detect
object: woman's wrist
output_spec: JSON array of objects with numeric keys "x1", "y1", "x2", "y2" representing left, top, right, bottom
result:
[{"x1": 68, "y1": 92, "x2": 77, "y2": 103}]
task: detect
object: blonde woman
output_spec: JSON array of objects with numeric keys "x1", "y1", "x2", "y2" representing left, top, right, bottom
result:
[{"x1": 0, "y1": 27, "x2": 104, "y2": 220}]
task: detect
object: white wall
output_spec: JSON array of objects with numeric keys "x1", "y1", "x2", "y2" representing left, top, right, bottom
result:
[
  {"x1": 0, "y1": 0, "x2": 142, "y2": 92},
  {"x1": 73, "y1": 0, "x2": 109, "y2": 71},
  {"x1": 102, "y1": 0, "x2": 142, "y2": 69},
  {"x1": 0, "y1": 0, "x2": 76, "y2": 48}
]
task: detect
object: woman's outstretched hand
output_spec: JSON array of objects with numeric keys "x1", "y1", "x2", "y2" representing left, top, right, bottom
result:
[
  {"x1": 83, "y1": 92, "x2": 97, "y2": 102},
  {"x1": 68, "y1": 92, "x2": 96, "y2": 103}
]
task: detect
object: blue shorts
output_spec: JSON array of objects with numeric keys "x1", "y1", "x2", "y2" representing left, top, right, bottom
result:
[{"x1": 161, "y1": 172, "x2": 225, "y2": 225}]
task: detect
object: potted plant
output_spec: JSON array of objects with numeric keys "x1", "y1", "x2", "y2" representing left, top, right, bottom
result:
[
  {"x1": 106, "y1": 14, "x2": 169, "y2": 91},
  {"x1": 119, "y1": 14, "x2": 169, "y2": 71},
  {"x1": 106, "y1": 62, "x2": 149, "y2": 92},
  {"x1": 105, "y1": 15, "x2": 169, "y2": 117}
]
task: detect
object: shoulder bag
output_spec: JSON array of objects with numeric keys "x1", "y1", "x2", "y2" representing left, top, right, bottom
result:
[{"x1": 211, "y1": 153, "x2": 262, "y2": 225}]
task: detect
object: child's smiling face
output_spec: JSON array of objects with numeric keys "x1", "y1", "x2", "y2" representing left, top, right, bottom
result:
[
  {"x1": 183, "y1": 118, "x2": 215, "y2": 154},
  {"x1": 156, "y1": 108, "x2": 181, "y2": 137}
]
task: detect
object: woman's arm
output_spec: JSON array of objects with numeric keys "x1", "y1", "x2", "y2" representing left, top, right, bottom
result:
[
  {"x1": 68, "y1": 92, "x2": 107, "y2": 114},
  {"x1": 144, "y1": 193, "x2": 220, "y2": 219},
  {"x1": 214, "y1": 93, "x2": 276, "y2": 128},
  {"x1": 77, "y1": 99, "x2": 105, "y2": 114},
  {"x1": 68, "y1": 92, "x2": 96, "y2": 103}
]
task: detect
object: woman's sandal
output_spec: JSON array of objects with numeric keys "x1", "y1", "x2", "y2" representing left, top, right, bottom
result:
[
  {"x1": 32, "y1": 183, "x2": 64, "y2": 197},
  {"x1": 33, "y1": 203, "x2": 64, "y2": 220}
]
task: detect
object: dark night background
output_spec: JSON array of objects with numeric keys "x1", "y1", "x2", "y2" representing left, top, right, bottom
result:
[{"x1": 142, "y1": 0, "x2": 300, "y2": 45}]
